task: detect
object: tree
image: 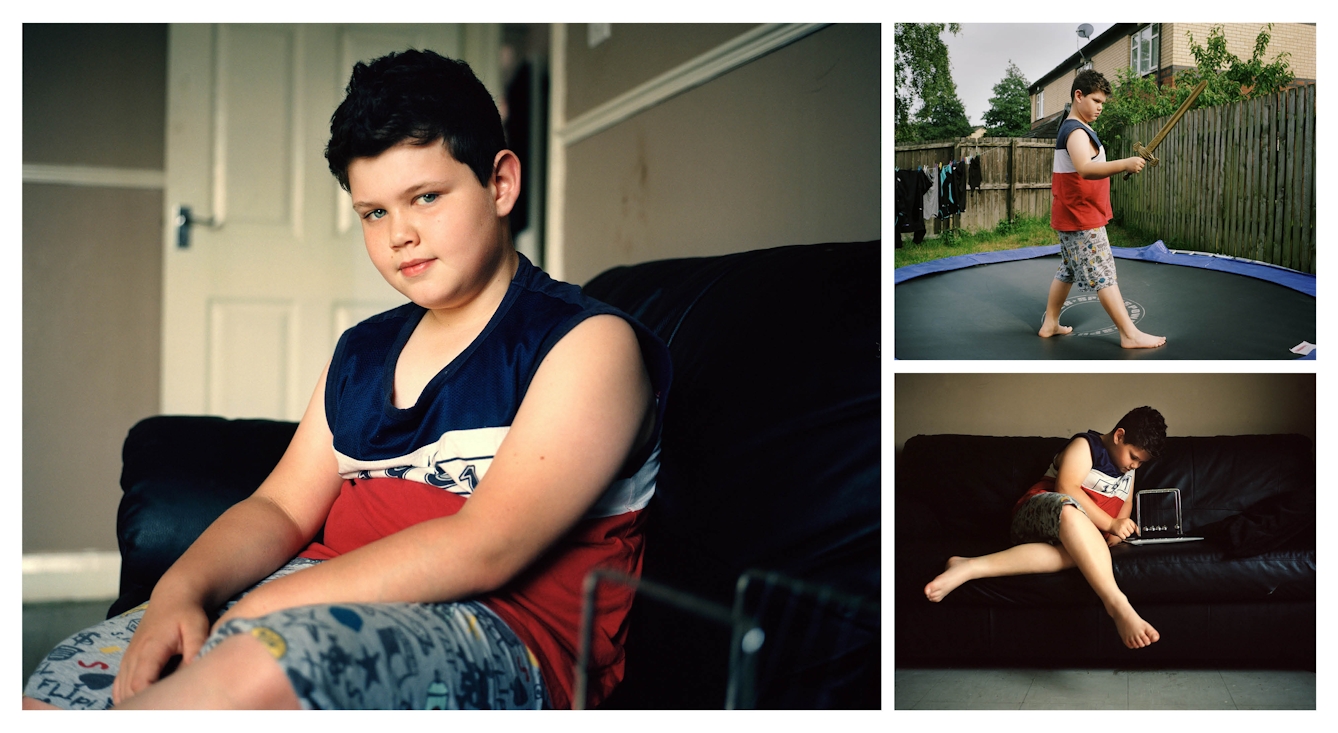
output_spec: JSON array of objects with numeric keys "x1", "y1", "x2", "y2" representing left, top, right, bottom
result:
[
  {"x1": 983, "y1": 61, "x2": 1032, "y2": 137},
  {"x1": 1093, "y1": 24, "x2": 1294, "y2": 149},
  {"x1": 895, "y1": 23, "x2": 972, "y2": 141}
]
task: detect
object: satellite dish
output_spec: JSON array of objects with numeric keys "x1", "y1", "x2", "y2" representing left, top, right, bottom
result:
[{"x1": 1077, "y1": 23, "x2": 1094, "y2": 40}]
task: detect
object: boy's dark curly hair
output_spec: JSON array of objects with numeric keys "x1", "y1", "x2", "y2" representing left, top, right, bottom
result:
[
  {"x1": 325, "y1": 49, "x2": 505, "y2": 192},
  {"x1": 1071, "y1": 69, "x2": 1112, "y2": 100},
  {"x1": 1114, "y1": 406, "x2": 1167, "y2": 458}
]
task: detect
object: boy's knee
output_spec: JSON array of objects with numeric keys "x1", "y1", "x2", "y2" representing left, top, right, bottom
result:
[{"x1": 1058, "y1": 504, "x2": 1090, "y2": 527}]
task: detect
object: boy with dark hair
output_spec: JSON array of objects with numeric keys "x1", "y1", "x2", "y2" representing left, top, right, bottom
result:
[
  {"x1": 925, "y1": 406, "x2": 1168, "y2": 650},
  {"x1": 1039, "y1": 69, "x2": 1165, "y2": 350},
  {"x1": 25, "y1": 49, "x2": 670, "y2": 710}
]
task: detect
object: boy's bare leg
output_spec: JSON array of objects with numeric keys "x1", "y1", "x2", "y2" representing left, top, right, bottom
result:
[
  {"x1": 1039, "y1": 278, "x2": 1074, "y2": 337},
  {"x1": 1056, "y1": 505, "x2": 1160, "y2": 648},
  {"x1": 1095, "y1": 284, "x2": 1165, "y2": 349},
  {"x1": 112, "y1": 633, "x2": 301, "y2": 709},
  {"x1": 925, "y1": 542, "x2": 1074, "y2": 602}
]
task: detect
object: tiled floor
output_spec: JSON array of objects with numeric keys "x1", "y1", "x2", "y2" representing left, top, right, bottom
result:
[{"x1": 895, "y1": 668, "x2": 1316, "y2": 709}]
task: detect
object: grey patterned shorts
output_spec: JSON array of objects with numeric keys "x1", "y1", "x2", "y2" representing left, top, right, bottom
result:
[
  {"x1": 1010, "y1": 491, "x2": 1087, "y2": 545},
  {"x1": 23, "y1": 558, "x2": 549, "y2": 710},
  {"x1": 1055, "y1": 226, "x2": 1118, "y2": 292}
]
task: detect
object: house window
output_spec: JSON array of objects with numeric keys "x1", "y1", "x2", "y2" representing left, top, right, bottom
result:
[
  {"x1": 1131, "y1": 24, "x2": 1160, "y2": 77},
  {"x1": 1036, "y1": 90, "x2": 1044, "y2": 120}
]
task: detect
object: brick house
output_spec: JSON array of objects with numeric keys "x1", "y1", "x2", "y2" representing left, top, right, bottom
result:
[{"x1": 1025, "y1": 22, "x2": 1315, "y2": 138}]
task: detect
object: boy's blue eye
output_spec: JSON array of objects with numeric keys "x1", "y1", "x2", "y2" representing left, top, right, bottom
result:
[
  {"x1": 418, "y1": 193, "x2": 438, "y2": 204},
  {"x1": 364, "y1": 209, "x2": 386, "y2": 220}
]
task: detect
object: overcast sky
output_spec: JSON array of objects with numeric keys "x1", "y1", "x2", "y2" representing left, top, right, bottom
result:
[{"x1": 939, "y1": 23, "x2": 1116, "y2": 127}]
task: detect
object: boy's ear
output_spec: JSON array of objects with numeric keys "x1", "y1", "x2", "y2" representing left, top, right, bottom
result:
[
  {"x1": 1112, "y1": 427, "x2": 1125, "y2": 444},
  {"x1": 489, "y1": 150, "x2": 522, "y2": 218}
]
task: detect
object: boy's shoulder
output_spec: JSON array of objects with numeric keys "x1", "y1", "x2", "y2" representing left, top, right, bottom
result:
[
  {"x1": 1057, "y1": 117, "x2": 1100, "y2": 149},
  {"x1": 1055, "y1": 431, "x2": 1100, "y2": 463}
]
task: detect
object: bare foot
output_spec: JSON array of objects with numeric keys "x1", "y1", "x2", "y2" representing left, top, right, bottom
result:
[
  {"x1": 925, "y1": 556, "x2": 974, "y2": 602},
  {"x1": 1120, "y1": 329, "x2": 1166, "y2": 349},
  {"x1": 1109, "y1": 602, "x2": 1160, "y2": 649},
  {"x1": 1039, "y1": 318, "x2": 1073, "y2": 338}
]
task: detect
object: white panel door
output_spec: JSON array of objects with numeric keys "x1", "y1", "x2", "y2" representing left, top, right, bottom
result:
[{"x1": 162, "y1": 24, "x2": 492, "y2": 420}]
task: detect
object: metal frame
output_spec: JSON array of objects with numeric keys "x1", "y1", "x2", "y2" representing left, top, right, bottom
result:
[
  {"x1": 574, "y1": 568, "x2": 881, "y2": 710},
  {"x1": 574, "y1": 569, "x2": 764, "y2": 710},
  {"x1": 1135, "y1": 487, "x2": 1183, "y2": 536}
]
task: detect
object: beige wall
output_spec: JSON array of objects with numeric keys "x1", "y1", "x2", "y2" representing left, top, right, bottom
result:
[
  {"x1": 557, "y1": 23, "x2": 880, "y2": 284},
  {"x1": 1037, "y1": 39, "x2": 1130, "y2": 120},
  {"x1": 23, "y1": 24, "x2": 167, "y2": 553},
  {"x1": 894, "y1": 374, "x2": 1315, "y2": 456},
  {"x1": 1162, "y1": 23, "x2": 1315, "y2": 80},
  {"x1": 565, "y1": 23, "x2": 760, "y2": 120}
]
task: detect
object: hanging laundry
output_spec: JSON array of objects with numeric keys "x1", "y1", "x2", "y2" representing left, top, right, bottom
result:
[
  {"x1": 895, "y1": 167, "x2": 933, "y2": 244},
  {"x1": 952, "y1": 158, "x2": 969, "y2": 214},
  {"x1": 938, "y1": 162, "x2": 955, "y2": 219},
  {"x1": 922, "y1": 164, "x2": 939, "y2": 224},
  {"x1": 969, "y1": 154, "x2": 983, "y2": 194}
]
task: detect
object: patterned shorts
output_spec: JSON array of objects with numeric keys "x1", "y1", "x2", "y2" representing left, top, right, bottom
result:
[
  {"x1": 23, "y1": 558, "x2": 549, "y2": 710},
  {"x1": 1054, "y1": 226, "x2": 1118, "y2": 292},
  {"x1": 1010, "y1": 491, "x2": 1087, "y2": 545}
]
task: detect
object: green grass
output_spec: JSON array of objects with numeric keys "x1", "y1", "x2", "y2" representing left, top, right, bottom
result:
[{"x1": 894, "y1": 215, "x2": 1159, "y2": 268}]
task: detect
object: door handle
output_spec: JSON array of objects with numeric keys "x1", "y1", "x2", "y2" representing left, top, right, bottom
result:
[{"x1": 174, "y1": 205, "x2": 219, "y2": 249}]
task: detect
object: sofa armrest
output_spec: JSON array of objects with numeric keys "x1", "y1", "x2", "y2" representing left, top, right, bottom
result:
[{"x1": 111, "y1": 415, "x2": 298, "y2": 616}]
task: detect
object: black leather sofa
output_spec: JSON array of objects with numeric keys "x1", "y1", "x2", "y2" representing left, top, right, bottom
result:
[
  {"x1": 111, "y1": 241, "x2": 882, "y2": 709},
  {"x1": 895, "y1": 433, "x2": 1316, "y2": 669}
]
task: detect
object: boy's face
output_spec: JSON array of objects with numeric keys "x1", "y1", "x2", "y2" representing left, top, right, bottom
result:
[
  {"x1": 1110, "y1": 428, "x2": 1152, "y2": 474},
  {"x1": 347, "y1": 140, "x2": 519, "y2": 311},
  {"x1": 1072, "y1": 89, "x2": 1107, "y2": 124}
]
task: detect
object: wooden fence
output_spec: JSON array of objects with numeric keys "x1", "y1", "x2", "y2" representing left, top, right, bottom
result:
[
  {"x1": 894, "y1": 137, "x2": 1054, "y2": 236},
  {"x1": 1110, "y1": 84, "x2": 1315, "y2": 273}
]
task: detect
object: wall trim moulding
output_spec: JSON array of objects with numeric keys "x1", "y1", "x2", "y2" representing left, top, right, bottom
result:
[
  {"x1": 23, "y1": 163, "x2": 166, "y2": 190},
  {"x1": 23, "y1": 551, "x2": 121, "y2": 602},
  {"x1": 556, "y1": 23, "x2": 830, "y2": 147}
]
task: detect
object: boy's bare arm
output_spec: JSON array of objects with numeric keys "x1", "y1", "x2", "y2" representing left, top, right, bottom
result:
[
  {"x1": 1053, "y1": 437, "x2": 1118, "y2": 533},
  {"x1": 211, "y1": 314, "x2": 655, "y2": 623},
  {"x1": 114, "y1": 367, "x2": 346, "y2": 704},
  {"x1": 1066, "y1": 130, "x2": 1146, "y2": 180},
  {"x1": 1102, "y1": 477, "x2": 1138, "y2": 545}
]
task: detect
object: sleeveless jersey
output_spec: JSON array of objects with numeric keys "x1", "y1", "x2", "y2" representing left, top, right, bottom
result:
[
  {"x1": 1051, "y1": 117, "x2": 1113, "y2": 231},
  {"x1": 300, "y1": 253, "x2": 672, "y2": 710},
  {"x1": 1013, "y1": 431, "x2": 1133, "y2": 520}
]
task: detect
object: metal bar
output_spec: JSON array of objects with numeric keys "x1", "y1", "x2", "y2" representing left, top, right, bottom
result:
[{"x1": 576, "y1": 568, "x2": 760, "y2": 710}]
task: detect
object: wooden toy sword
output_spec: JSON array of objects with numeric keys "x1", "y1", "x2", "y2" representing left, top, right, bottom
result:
[{"x1": 1123, "y1": 79, "x2": 1209, "y2": 180}]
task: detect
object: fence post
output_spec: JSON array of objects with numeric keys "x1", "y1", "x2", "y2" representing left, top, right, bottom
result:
[
  {"x1": 1008, "y1": 137, "x2": 1019, "y2": 224},
  {"x1": 952, "y1": 139, "x2": 961, "y2": 232}
]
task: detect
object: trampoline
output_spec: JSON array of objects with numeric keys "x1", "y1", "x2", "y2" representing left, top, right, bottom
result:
[{"x1": 895, "y1": 241, "x2": 1315, "y2": 360}]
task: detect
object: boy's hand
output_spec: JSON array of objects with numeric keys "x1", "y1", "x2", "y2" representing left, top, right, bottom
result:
[
  {"x1": 1124, "y1": 156, "x2": 1147, "y2": 175},
  {"x1": 1108, "y1": 517, "x2": 1139, "y2": 541},
  {"x1": 111, "y1": 596, "x2": 211, "y2": 706},
  {"x1": 1106, "y1": 533, "x2": 1123, "y2": 548}
]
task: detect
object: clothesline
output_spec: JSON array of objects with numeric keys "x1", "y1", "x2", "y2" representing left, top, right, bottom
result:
[{"x1": 895, "y1": 153, "x2": 988, "y2": 244}]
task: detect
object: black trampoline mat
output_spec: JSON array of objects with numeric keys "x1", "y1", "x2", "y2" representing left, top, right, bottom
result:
[{"x1": 894, "y1": 256, "x2": 1316, "y2": 360}]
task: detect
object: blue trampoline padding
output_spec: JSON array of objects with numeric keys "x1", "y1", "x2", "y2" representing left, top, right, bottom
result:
[
  {"x1": 896, "y1": 240, "x2": 1316, "y2": 297},
  {"x1": 894, "y1": 243, "x2": 1060, "y2": 285}
]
